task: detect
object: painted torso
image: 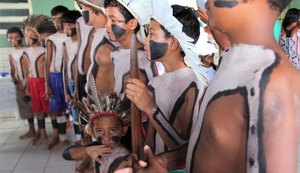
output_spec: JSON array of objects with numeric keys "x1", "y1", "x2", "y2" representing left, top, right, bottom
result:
[
  {"x1": 187, "y1": 44, "x2": 280, "y2": 173},
  {"x1": 46, "y1": 32, "x2": 69, "y2": 72},
  {"x1": 10, "y1": 47, "x2": 26, "y2": 81}
]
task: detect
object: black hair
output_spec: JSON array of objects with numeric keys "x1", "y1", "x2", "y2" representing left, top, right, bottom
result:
[
  {"x1": 104, "y1": 0, "x2": 140, "y2": 33},
  {"x1": 267, "y1": 0, "x2": 293, "y2": 12},
  {"x1": 36, "y1": 20, "x2": 57, "y2": 34},
  {"x1": 51, "y1": 5, "x2": 69, "y2": 16},
  {"x1": 171, "y1": 5, "x2": 200, "y2": 44},
  {"x1": 282, "y1": 8, "x2": 300, "y2": 37},
  {"x1": 156, "y1": 5, "x2": 200, "y2": 57},
  {"x1": 61, "y1": 10, "x2": 82, "y2": 24},
  {"x1": 6, "y1": 27, "x2": 23, "y2": 38}
]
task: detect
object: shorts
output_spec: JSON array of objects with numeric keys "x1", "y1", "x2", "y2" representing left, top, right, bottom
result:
[
  {"x1": 49, "y1": 72, "x2": 67, "y2": 112},
  {"x1": 67, "y1": 79, "x2": 79, "y2": 122},
  {"x1": 28, "y1": 77, "x2": 49, "y2": 113},
  {"x1": 77, "y1": 73, "x2": 87, "y2": 101},
  {"x1": 16, "y1": 89, "x2": 34, "y2": 119}
]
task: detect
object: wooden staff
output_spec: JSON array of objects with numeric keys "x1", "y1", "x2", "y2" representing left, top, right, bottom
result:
[{"x1": 130, "y1": 34, "x2": 144, "y2": 159}]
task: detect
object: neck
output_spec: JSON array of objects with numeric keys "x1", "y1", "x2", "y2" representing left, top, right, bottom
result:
[
  {"x1": 30, "y1": 43, "x2": 39, "y2": 48},
  {"x1": 14, "y1": 45, "x2": 23, "y2": 50},
  {"x1": 161, "y1": 51, "x2": 186, "y2": 73},
  {"x1": 71, "y1": 35, "x2": 78, "y2": 42},
  {"x1": 58, "y1": 30, "x2": 64, "y2": 34},
  {"x1": 94, "y1": 20, "x2": 106, "y2": 30}
]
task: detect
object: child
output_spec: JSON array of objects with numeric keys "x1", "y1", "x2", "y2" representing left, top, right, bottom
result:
[
  {"x1": 125, "y1": 2, "x2": 206, "y2": 156},
  {"x1": 44, "y1": 5, "x2": 69, "y2": 151},
  {"x1": 23, "y1": 15, "x2": 50, "y2": 145},
  {"x1": 7, "y1": 27, "x2": 36, "y2": 139},
  {"x1": 125, "y1": 0, "x2": 300, "y2": 172},
  {"x1": 61, "y1": 10, "x2": 82, "y2": 145},
  {"x1": 63, "y1": 77, "x2": 133, "y2": 173},
  {"x1": 197, "y1": 41, "x2": 218, "y2": 83}
]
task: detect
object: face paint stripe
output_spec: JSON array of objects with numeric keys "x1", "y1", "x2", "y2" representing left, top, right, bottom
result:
[
  {"x1": 214, "y1": 1, "x2": 239, "y2": 8},
  {"x1": 111, "y1": 24, "x2": 126, "y2": 39}
]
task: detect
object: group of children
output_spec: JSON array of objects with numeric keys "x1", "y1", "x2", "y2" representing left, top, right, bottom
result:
[{"x1": 6, "y1": 0, "x2": 300, "y2": 173}]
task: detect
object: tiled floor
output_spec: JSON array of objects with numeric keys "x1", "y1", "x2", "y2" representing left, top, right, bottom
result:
[{"x1": 0, "y1": 119, "x2": 78, "y2": 173}]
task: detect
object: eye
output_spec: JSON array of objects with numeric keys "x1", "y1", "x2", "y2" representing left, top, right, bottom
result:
[
  {"x1": 96, "y1": 129, "x2": 104, "y2": 135},
  {"x1": 109, "y1": 128, "x2": 117, "y2": 134}
]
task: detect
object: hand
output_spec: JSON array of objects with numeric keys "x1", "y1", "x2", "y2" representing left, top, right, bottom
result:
[
  {"x1": 135, "y1": 145, "x2": 168, "y2": 173},
  {"x1": 16, "y1": 83, "x2": 25, "y2": 91},
  {"x1": 85, "y1": 145, "x2": 112, "y2": 164},
  {"x1": 44, "y1": 85, "x2": 52, "y2": 100},
  {"x1": 65, "y1": 94, "x2": 72, "y2": 105},
  {"x1": 125, "y1": 78, "x2": 156, "y2": 116},
  {"x1": 113, "y1": 146, "x2": 167, "y2": 173},
  {"x1": 197, "y1": 7, "x2": 208, "y2": 24},
  {"x1": 73, "y1": 90, "x2": 78, "y2": 104}
]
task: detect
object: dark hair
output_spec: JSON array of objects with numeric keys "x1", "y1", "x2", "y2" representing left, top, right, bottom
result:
[
  {"x1": 267, "y1": 0, "x2": 293, "y2": 12},
  {"x1": 61, "y1": 10, "x2": 82, "y2": 24},
  {"x1": 6, "y1": 27, "x2": 23, "y2": 38},
  {"x1": 51, "y1": 5, "x2": 69, "y2": 16},
  {"x1": 157, "y1": 5, "x2": 200, "y2": 57},
  {"x1": 104, "y1": 0, "x2": 140, "y2": 33},
  {"x1": 37, "y1": 20, "x2": 57, "y2": 34},
  {"x1": 282, "y1": 8, "x2": 300, "y2": 37}
]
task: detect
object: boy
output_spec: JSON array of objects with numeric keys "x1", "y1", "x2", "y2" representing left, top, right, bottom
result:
[
  {"x1": 104, "y1": 0, "x2": 156, "y2": 95},
  {"x1": 7, "y1": 27, "x2": 36, "y2": 139},
  {"x1": 125, "y1": 0, "x2": 300, "y2": 173},
  {"x1": 125, "y1": 3, "x2": 206, "y2": 156},
  {"x1": 61, "y1": 10, "x2": 82, "y2": 145},
  {"x1": 45, "y1": 5, "x2": 69, "y2": 151},
  {"x1": 23, "y1": 15, "x2": 50, "y2": 145},
  {"x1": 63, "y1": 79, "x2": 132, "y2": 173}
]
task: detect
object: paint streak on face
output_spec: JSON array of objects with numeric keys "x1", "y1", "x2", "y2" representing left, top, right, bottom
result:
[{"x1": 214, "y1": 0, "x2": 239, "y2": 8}]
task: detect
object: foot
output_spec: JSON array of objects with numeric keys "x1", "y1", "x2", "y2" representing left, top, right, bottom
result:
[
  {"x1": 76, "y1": 157, "x2": 93, "y2": 172},
  {"x1": 32, "y1": 135, "x2": 47, "y2": 146},
  {"x1": 48, "y1": 140, "x2": 68, "y2": 151},
  {"x1": 19, "y1": 130, "x2": 36, "y2": 139}
]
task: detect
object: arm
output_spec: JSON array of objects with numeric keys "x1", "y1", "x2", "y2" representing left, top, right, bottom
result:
[
  {"x1": 73, "y1": 22, "x2": 81, "y2": 104},
  {"x1": 44, "y1": 40, "x2": 53, "y2": 100},
  {"x1": 62, "y1": 43, "x2": 71, "y2": 104},
  {"x1": 22, "y1": 54, "x2": 30, "y2": 95},
  {"x1": 263, "y1": 73, "x2": 299, "y2": 173},
  {"x1": 126, "y1": 78, "x2": 196, "y2": 148},
  {"x1": 9, "y1": 55, "x2": 18, "y2": 84}
]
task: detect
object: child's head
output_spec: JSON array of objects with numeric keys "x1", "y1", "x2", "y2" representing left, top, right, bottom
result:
[
  {"x1": 51, "y1": 5, "x2": 69, "y2": 31},
  {"x1": 76, "y1": 0, "x2": 106, "y2": 26},
  {"x1": 145, "y1": 4, "x2": 200, "y2": 61},
  {"x1": 23, "y1": 15, "x2": 49, "y2": 47},
  {"x1": 37, "y1": 21, "x2": 57, "y2": 44},
  {"x1": 61, "y1": 10, "x2": 82, "y2": 37},
  {"x1": 86, "y1": 112, "x2": 128, "y2": 148},
  {"x1": 282, "y1": 8, "x2": 300, "y2": 37},
  {"x1": 104, "y1": 0, "x2": 140, "y2": 42},
  {"x1": 6, "y1": 27, "x2": 23, "y2": 48}
]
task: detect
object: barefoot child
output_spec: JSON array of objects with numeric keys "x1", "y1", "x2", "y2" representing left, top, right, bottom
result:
[{"x1": 7, "y1": 27, "x2": 36, "y2": 139}]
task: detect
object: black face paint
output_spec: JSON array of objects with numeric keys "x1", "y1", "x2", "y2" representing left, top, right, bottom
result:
[
  {"x1": 111, "y1": 136, "x2": 121, "y2": 144},
  {"x1": 31, "y1": 37, "x2": 38, "y2": 45},
  {"x1": 70, "y1": 27, "x2": 77, "y2": 37},
  {"x1": 111, "y1": 24, "x2": 125, "y2": 39},
  {"x1": 214, "y1": 0, "x2": 239, "y2": 8},
  {"x1": 97, "y1": 137, "x2": 103, "y2": 144},
  {"x1": 82, "y1": 10, "x2": 90, "y2": 24},
  {"x1": 16, "y1": 39, "x2": 22, "y2": 47},
  {"x1": 149, "y1": 40, "x2": 168, "y2": 60}
]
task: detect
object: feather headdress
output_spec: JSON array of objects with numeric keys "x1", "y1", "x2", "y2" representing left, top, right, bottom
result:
[
  {"x1": 73, "y1": 74, "x2": 130, "y2": 125},
  {"x1": 23, "y1": 15, "x2": 49, "y2": 38},
  {"x1": 152, "y1": 0, "x2": 207, "y2": 86}
]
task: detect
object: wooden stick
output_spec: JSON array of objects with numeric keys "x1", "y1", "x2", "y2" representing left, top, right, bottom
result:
[{"x1": 130, "y1": 34, "x2": 144, "y2": 159}]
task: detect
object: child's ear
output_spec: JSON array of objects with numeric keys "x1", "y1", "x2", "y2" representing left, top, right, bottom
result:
[
  {"x1": 129, "y1": 19, "x2": 138, "y2": 32},
  {"x1": 122, "y1": 125, "x2": 129, "y2": 136},
  {"x1": 169, "y1": 37, "x2": 179, "y2": 51},
  {"x1": 85, "y1": 124, "x2": 96, "y2": 138}
]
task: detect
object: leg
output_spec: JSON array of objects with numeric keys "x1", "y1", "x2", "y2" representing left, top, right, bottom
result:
[
  {"x1": 19, "y1": 117, "x2": 36, "y2": 139},
  {"x1": 33, "y1": 112, "x2": 47, "y2": 145},
  {"x1": 48, "y1": 112, "x2": 68, "y2": 151}
]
